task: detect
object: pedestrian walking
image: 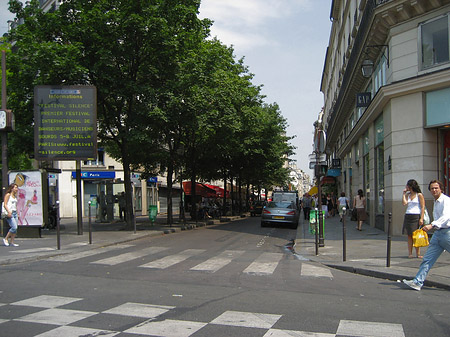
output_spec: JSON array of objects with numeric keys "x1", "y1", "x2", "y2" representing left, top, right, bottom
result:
[
  {"x1": 301, "y1": 193, "x2": 312, "y2": 221},
  {"x1": 337, "y1": 192, "x2": 349, "y2": 222},
  {"x1": 2, "y1": 183, "x2": 19, "y2": 247},
  {"x1": 403, "y1": 180, "x2": 450, "y2": 291},
  {"x1": 401, "y1": 179, "x2": 425, "y2": 258},
  {"x1": 353, "y1": 189, "x2": 366, "y2": 231}
]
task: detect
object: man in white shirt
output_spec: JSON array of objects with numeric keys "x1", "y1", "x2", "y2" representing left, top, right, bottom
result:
[{"x1": 403, "y1": 180, "x2": 450, "y2": 290}]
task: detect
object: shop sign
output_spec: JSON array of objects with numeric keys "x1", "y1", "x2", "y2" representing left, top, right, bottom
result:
[
  {"x1": 356, "y1": 92, "x2": 371, "y2": 107},
  {"x1": 71, "y1": 171, "x2": 115, "y2": 179}
]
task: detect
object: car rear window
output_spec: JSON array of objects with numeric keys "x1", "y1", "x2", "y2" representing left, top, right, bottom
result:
[{"x1": 268, "y1": 202, "x2": 295, "y2": 209}]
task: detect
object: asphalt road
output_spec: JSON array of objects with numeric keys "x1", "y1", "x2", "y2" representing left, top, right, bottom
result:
[{"x1": 0, "y1": 216, "x2": 449, "y2": 336}]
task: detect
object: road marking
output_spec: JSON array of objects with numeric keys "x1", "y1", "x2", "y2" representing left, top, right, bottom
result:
[
  {"x1": 211, "y1": 310, "x2": 281, "y2": 329},
  {"x1": 34, "y1": 326, "x2": 118, "y2": 337},
  {"x1": 91, "y1": 246, "x2": 168, "y2": 265},
  {"x1": 243, "y1": 252, "x2": 283, "y2": 275},
  {"x1": 48, "y1": 244, "x2": 133, "y2": 262},
  {"x1": 103, "y1": 302, "x2": 174, "y2": 318},
  {"x1": 139, "y1": 249, "x2": 205, "y2": 269},
  {"x1": 12, "y1": 295, "x2": 82, "y2": 308},
  {"x1": 15, "y1": 308, "x2": 96, "y2": 326},
  {"x1": 337, "y1": 320, "x2": 405, "y2": 337},
  {"x1": 264, "y1": 329, "x2": 335, "y2": 336},
  {"x1": 190, "y1": 250, "x2": 245, "y2": 272},
  {"x1": 301, "y1": 263, "x2": 333, "y2": 278},
  {"x1": 125, "y1": 319, "x2": 207, "y2": 337}
]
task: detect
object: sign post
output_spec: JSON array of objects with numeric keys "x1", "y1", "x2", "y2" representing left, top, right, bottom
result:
[{"x1": 34, "y1": 85, "x2": 97, "y2": 236}]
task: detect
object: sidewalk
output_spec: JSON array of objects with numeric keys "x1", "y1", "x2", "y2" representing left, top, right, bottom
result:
[
  {"x1": 294, "y1": 213, "x2": 450, "y2": 290},
  {"x1": 1, "y1": 213, "x2": 449, "y2": 290}
]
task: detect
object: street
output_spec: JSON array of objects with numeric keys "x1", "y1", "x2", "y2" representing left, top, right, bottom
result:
[{"x1": 0, "y1": 216, "x2": 449, "y2": 337}]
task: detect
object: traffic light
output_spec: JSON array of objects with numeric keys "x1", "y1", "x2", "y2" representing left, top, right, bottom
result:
[{"x1": 314, "y1": 164, "x2": 328, "y2": 177}]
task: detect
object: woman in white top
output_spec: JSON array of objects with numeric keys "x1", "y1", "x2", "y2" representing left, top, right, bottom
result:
[
  {"x1": 337, "y1": 192, "x2": 349, "y2": 221},
  {"x1": 353, "y1": 189, "x2": 367, "y2": 231},
  {"x1": 3, "y1": 183, "x2": 19, "y2": 247},
  {"x1": 402, "y1": 179, "x2": 425, "y2": 258}
]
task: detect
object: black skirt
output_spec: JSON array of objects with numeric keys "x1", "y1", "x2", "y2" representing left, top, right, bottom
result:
[{"x1": 402, "y1": 213, "x2": 420, "y2": 235}]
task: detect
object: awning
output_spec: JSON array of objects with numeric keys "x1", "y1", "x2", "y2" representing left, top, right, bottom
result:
[
  {"x1": 203, "y1": 184, "x2": 230, "y2": 198},
  {"x1": 321, "y1": 177, "x2": 336, "y2": 185},
  {"x1": 308, "y1": 186, "x2": 318, "y2": 195},
  {"x1": 182, "y1": 182, "x2": 216, "y2": 198}
]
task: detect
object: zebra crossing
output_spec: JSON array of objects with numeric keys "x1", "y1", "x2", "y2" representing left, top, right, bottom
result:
[
  {"x1": 46, "y1": 244, "x2": 334, "y2": 278},
  {"x1": 0, "y1": 294, "x2": 407, "y2": 337}
]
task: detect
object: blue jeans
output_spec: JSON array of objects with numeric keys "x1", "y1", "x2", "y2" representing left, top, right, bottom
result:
[
  {"x1": 5, "y1": 211, "x2": 18, "y2": 234},
  {"x1": 414, "y1": 227, "x2": 450, "y2": 286}
]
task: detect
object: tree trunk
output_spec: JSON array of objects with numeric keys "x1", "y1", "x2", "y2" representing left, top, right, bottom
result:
[
  {"x1": 167, "y1": 160, "x2": 174, "y2": 226},
  {"x1": 122, "y1": 156, "x2": 134, "y2": 230}
]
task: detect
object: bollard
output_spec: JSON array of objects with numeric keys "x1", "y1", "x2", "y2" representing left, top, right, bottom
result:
[
  {"x1": 88, "y1": 201, "x2": 92, "y2": 244},
  {"x1": 342, "y1": 207, "x2": 347, "y2": 261},
  {"x1": 315, "y1": 208, "x2": 319, "y2": 255},
  {"x1": 56, "y1": 200, "x2": 61, "y2": 250},
  {"x1": 386, "y1": 212, "x2": 392, "y2": 267}
]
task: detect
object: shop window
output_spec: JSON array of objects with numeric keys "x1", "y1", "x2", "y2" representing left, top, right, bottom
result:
[
  {"x1": 420, "y1": 15, "x2": 450, "y2": 69},
  {"x1": 84, "y1": 148, "x2": 104, "y2": 166}
]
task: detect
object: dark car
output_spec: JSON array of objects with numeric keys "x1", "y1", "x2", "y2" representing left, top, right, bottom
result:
[
  {"x1": 261, "y1": 201, "x2": 299, "y2": 229},
  {"x1": 250, "y1": 202, "x2": 264, "y2": 216}
]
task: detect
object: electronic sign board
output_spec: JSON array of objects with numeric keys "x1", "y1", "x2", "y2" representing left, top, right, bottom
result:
[{"x1": 34, "y1": 85, "x2": 97, "y2": 160}]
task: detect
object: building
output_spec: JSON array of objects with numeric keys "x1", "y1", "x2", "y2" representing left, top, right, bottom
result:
[{"x1": 320, "y1": 0, "x2": 450, "y2": 234}]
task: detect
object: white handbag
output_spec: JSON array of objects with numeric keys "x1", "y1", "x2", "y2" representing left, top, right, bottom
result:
[{"x1": 1, "y1": 202, "x2": 8, "y2": 218}]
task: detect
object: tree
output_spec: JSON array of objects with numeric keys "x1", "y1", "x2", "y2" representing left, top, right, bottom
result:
[{"x1": 7, "y1": 0, "x2": 211, "y2": 228}]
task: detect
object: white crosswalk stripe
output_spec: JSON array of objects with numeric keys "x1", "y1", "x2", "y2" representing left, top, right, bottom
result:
[
  {"x1": 190, "y1": 250, "x2": 245, "y2": 272},
  {"x1": 301, "y1": 263, "x2": 333, "y2": 278},
  {"x1": 139, "y1": 249, "x2": 206, "y2": 269},
  {"x1": 91, "y1": 246, "x2": 168, "y2": 265},
  {"x1": 243, "y1": 252, "x2": 283, "y2": 275},
  {"x1": 1, "y1": 295, "x2": 407, "y2": 336},
  {"x1": 49, "y1": 244, "x2": 134, "y2": 262}
]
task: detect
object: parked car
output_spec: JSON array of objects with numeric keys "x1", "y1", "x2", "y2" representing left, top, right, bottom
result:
[
  {"x1": 250, "y1": 202, "x2": 264, "y2": 216},
  {"x1": 261, "y1": 201, "x2": 299, "y2": 229}
]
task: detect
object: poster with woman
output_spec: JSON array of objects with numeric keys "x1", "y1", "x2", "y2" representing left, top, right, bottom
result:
[{"x1": 8, "y1": 171, "x2": 44, "y2": 227}]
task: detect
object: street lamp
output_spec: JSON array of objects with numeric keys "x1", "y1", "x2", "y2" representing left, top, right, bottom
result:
[{"x1": 361, "y1": 44, "x2": 389, "y2": 78}]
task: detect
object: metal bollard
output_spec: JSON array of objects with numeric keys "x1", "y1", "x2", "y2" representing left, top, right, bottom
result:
[
  {"x1": 386, "y1": 212, "x2": 392, "y2": 267},
  {"x1": 342, "y1": 207, "x2": 347, "y2": 261},
  {"x1": 315, "y1": 208, "x2": 319, "y2": 255},
  {"x1": 88, "y1": 201, "x2": 92, "y2": 244},
  {"x1": 56, "y1": 200, "x2": 61, "y2": 250}
]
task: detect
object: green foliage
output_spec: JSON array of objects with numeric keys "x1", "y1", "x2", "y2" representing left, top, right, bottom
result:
[{"x1": 5, "y1": 0, "x2": 295, "y2": 193}]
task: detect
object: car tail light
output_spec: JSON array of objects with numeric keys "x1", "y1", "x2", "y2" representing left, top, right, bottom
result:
[
  {"x1": 263, "y1": 209, "x2": 271, "y2": 214},
  {"x1": 287, "y1": 210, "x2": 296, "y2": 215}
]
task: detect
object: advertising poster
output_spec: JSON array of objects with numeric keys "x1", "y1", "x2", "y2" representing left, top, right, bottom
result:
[{"x1": 9, "y1": 171, "x2": 44, "y2": 227}]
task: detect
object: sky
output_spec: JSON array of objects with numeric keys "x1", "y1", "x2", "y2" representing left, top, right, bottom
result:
[{"x1": 0, "y1": 0, "x2": 332, "y2": 176}]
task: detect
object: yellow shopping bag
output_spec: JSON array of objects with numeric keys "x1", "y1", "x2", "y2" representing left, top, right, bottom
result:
[{"x1": 412, "y1": 228, "x2": 429, "y2": 247}]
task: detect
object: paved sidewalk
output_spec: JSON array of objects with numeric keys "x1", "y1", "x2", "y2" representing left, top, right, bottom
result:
[
  {"x1": 294, "y1": 213, "x2": 450, "y2": 290},
  {"x1": 1, "y1": 213, "x2": 449, "y2": 291}
]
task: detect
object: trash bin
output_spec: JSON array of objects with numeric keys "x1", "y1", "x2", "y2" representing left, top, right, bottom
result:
[
  {"x1": 309, "y1": 209, "x2": 325, "y2": 235},
  {"x1": 148, "y1": 205, "x2": 157, "y2": 225}
]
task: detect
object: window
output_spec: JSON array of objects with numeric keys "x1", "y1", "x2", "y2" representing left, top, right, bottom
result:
[
  {"x1": 420, "y1": 15, "x2": 450, "y2": 69},
  {"x1": 84, "y1": 148, "x2": 104, "y2": 166}
]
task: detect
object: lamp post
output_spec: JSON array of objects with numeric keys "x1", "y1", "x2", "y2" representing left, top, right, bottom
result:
[{"x1": 313, "y1": 109, "x2": 326, "y2": 247}]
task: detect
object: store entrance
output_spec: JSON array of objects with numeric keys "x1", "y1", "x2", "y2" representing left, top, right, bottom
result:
[{"x1": 444, "y1": 130, "x2": 450, "y2": 194}]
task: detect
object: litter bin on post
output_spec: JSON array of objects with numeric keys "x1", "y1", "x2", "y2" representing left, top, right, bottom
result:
[
  {"x1": 148, "y1": 205, "x2": 157, "y2": 225},
  {"x1": 309, "y1": 209, "x2": 325, "y2": 235}
]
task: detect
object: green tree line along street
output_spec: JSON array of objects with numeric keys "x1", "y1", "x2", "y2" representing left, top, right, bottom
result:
[{"x1": 1, "y1": 0, "x2": 296, "y2": 227}]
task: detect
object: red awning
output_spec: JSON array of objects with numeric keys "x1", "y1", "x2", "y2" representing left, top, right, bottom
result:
[
  {"x1": 203, "y1": 184, "x2": 230, "y2": 198},
  {"x1": 321, "y1": 176, "x2": 336, "y2": 185},
  {"x1": 182, "y1": 182, "x2": 217, "y2": 198}
]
